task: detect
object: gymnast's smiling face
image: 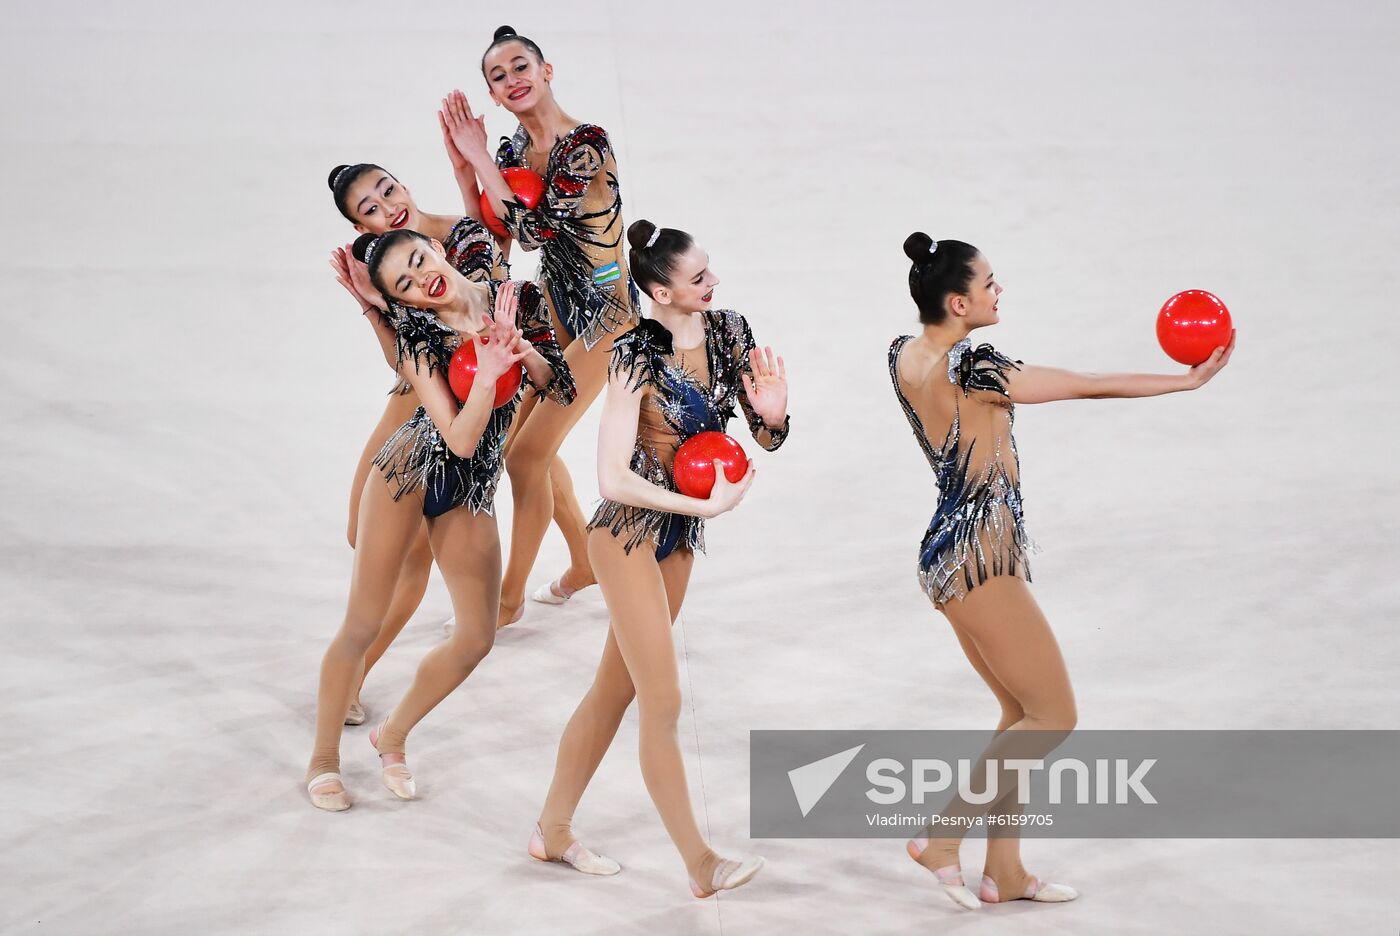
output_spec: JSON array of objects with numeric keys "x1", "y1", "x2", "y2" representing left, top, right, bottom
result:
[
  {"x1": 377, "y1": 236, "x2": 458, "y2": 311},
  {"x1": 650, "y1": 243, "x2": 720, "y2": 314},
  {"x1": 948, "y1": 253, "x2": 1003, "y2": 327},
  {"x1": 483, "y1": 41, "x2": 554, "y2": 115},
  {"x1": 344, "y1": 171, "x2": 421, "y2": 236}
]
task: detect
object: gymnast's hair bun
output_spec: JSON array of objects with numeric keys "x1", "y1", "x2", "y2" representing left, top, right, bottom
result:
[
  {"x1": 328, "y1": 165, "x2": 351, "y2": 190},
  {"x1": 483, "y1": 25, "x2": 544, "y2": 69},
  {"x1": 627, "y1": 220, "x2": 658, "y2": 252},
  {"x1": 903, "y1": 232, "x2": 935, "y2": 263},
  {"x1": 351, "y1": 232, "x2": 377, "y2": 264}
]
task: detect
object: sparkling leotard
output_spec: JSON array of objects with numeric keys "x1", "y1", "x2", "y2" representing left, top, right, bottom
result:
[
  {"x1": 588, "y1": 311, "x2": 790, "y2": 560},
  {"x1": 496, "y1": 123, "x2": 640, "y2": 349},
  {"x1": 372, "y1": 220, "x2": 571, "y2": 517},
  {"x1": 889, "y1": 335, "x2": 1034, "y2": 605}
]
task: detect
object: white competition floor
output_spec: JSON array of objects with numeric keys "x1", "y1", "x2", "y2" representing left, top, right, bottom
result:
[{"x1": 3, "y1": 1, "x2": 1398, "y2": 933}]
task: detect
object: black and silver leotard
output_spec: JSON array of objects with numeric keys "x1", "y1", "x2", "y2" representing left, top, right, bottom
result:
[
  {"x1": 373, "y1": 222, "x2": 571, "y2": 518},
  {"x1": 495, "y1": 123, "x2": 639, "y2": 349},
  {"x1": 889, "y1": 335, "x2": 1034, "y2": 605},
  {"x1": 587, "y1": 311, "x2": 790, "y2": 560}
]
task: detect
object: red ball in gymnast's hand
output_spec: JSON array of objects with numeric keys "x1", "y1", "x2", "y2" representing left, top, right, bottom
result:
[
  {"x1": 1156, "y1": 290, "x2": 1233, "y2": 366},
  {"x1": 448, "y1": 339, "x2": 523, "y2": 408},
  {"x1": 479, "y1": 167, "x2": 547, "y2": 238},
  {"x1": 673, "y1": 432, "x2": 749, "y2": 499}
]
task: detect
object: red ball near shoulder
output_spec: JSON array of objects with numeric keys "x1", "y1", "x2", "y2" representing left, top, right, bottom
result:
[
  {"x1": 503, "y1": 167, "x2": 546, "y2": 208},
  {"x1": 478, "y1": 167, "x2": 547, "y2": 239},
  {"x1": 1156, "y1": 290, "x2": 1233, "y2": 366},
  {"x1": 673, "y1": 432, "x2": 749, "y2": 499},
  {"x1": 448, "y1": 340, "x2": 523, "y2": 409}
]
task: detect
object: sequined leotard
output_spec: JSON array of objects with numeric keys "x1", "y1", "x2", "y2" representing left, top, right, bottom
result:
[
  {"x1": 889, "y1": 336, "x2": 1033, "y2": 605},
  {"x1": 496, "y1": 123, "x2": 640, "y2": 349},
  {"x1": 588, "y1": 312, "x2": 790, "y2": 560},
  {"x1": 373, "y1": 224, "x2": 572, "y2": 518},
  {"x1": 386, "y1": 215, "x2": 510, "y2": 396}
]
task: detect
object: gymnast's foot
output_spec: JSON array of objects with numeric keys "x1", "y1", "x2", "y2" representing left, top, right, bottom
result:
[
  {"x1": 531, "y1": 566, "x2": 596, "y2": 605},
  {"x1": 344, "y1": 698, "x2": 366, "y2": 726},
  {"x1": 689, "y1": 851, "x2": 765, "y2": 899},
  {"x1": 369, "y1": 718, "x2": 416, "y2": 800},
  {"x1": 980, "y1": 866, "x2": 1078, "y2": 904},
  {"x1": 496, "y1": 599, "x2": 525, "y2": 630},
  {"x1": 306, "y1": 769, "x2": 351, "y2": 812},
  {"x1": 527, "y1": 822, "x2": 620, "y2": 876},
  {"x1": 907, "y1": 835, "x2": 980, "y2": 910}
]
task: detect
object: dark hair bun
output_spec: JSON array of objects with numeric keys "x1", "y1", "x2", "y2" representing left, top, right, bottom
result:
[
  {"x1": 903, "y1": 231, "x2": 935, "y2": 263},
  {"x1": 494, "y1": 25, "x2": 517, "y2": 42},
  {"x1": 351, "y1": 232, "x2": 378, "y2": 264},
  {"x1": 328, "y1": 165, "x2": 351, "y2": 190},
  {"x1": 627, "y1": 219, "x2": 657, "y2": 252}
]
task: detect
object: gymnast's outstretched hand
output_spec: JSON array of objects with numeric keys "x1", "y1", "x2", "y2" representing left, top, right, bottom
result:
[
  {"x1": 742, "y1": 345, "x2": 788, "y2": 427},
  {"x1": 1185, "y1": 329, "x2": 1236, "y2": 390}
]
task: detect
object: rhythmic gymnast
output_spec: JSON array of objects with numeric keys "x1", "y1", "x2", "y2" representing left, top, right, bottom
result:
[
  {"x1": 889, "y1": 232, "x2": 1232, "y2": 908},
  {"x1": 305, "y1": 224, "x2": 573, "y2": 810},
  {"x1": 529, "y1": 220, "x2": 789, "y2": 898},
  {"x1": 441, "y1": 25, "x2": 644, "y2": 627}
]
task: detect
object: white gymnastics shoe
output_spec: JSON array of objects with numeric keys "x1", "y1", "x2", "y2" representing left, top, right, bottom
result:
[
  {"x1": 368, "y1": 719, "x2": 416, "y2": 800},
  {"x1": 531, "y1": 575, "x2": 580, "y2": 605},
  {"x1": 690, "y1": 856, "x2": 765, "y2": 899},
  {"x1": 907, "y1": 835, "x2": 980, "y2": 910},
  {"x1": 980, "y1": 873, "x2": 1079, "y2": 904},
  {"x1": 528, "y1": 823, "x2": 621, "y2": 876},
  {"x1": 306, "y1": 772, "x2": 351, "y2": 812}
]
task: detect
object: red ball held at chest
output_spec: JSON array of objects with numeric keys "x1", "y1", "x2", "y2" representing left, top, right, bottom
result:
[
  {"x1": 479, "y1": 167, "x2": 547, "y2": 238},
  {"x1": 1156, "y1": 290, "x2": 1233, "y2": 366},
  {"x1": 672, "y1": 432, "x2": 750, "y2": 499},
  {"x1": 448, "y1": 338, "x2": 523, "y2": 409}
]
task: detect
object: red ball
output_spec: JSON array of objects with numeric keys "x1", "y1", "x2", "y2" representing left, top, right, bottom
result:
[
  {"x1": 448, "y1": 339, "x2": 523, "y2": 409},
  {"x1": 673, "y1": 432, "x2": 750, "y2": 499},
  {"x1": 479, "y1": 167, "x2": 547, "y2": 238},
  {"x1": 1156, "y1": 290, "x2": 1233, "y2": 366}
]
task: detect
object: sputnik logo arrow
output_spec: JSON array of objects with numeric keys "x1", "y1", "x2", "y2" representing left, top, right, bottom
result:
[{"x1": 788, "y1": 744, "x2": 865, "y2": 818}]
